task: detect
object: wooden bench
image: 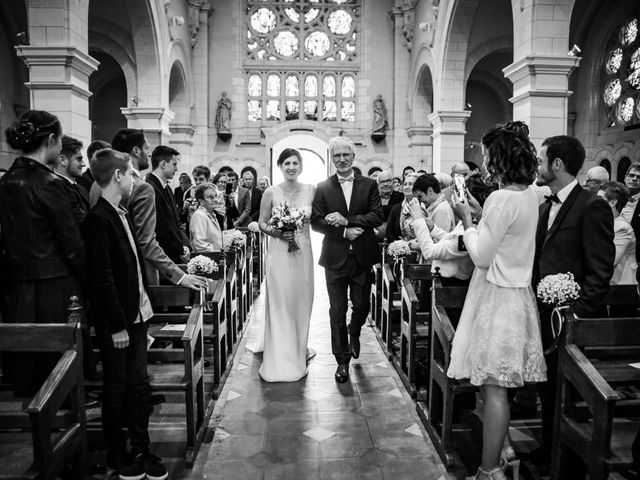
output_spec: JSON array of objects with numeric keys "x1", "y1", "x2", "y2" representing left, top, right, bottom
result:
[
  {"x1": 551, "y1": 286, "x2": 640, "y2": 480},
  {"x1": 380, "y1": 262, "x2": 400, "y2": 359},
  {"x1": 417, "y1": 276, "x2": 474, "y2": 468},
  {"x1": 394, "y1": 263, "x2": 432, "y2": 398},
  {"x1": 0, "y1": 297, "x2": 87, "y2": 480},
  {"x1": 369, "y1": 263, "x2": 382, "y2": 331},
  {"x1": 146, "y1": 287, "x2": 207, "y2": 467},
  {"x1": 204, "y1": 278, "x2": 230, "y2": 398}
]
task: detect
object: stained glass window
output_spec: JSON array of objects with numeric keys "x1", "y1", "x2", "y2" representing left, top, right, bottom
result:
[
  {"x1": 245, "y1": 0, "x2": 359, "y2": 123},
  {"x1": 603, "y1": 15, "x2": 640, "y2": 127}
]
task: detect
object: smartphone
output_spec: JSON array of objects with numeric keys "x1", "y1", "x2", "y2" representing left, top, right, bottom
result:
[
  {"x1": 225, "y1": 182, "x2": 233, "y2": 195},
  {"x1": 453, "y1": 174, "x2": 467, "y2": 203}
]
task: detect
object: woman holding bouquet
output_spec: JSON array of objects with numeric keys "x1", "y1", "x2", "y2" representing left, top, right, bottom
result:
[
  {"x1": 252, "y1": 148, "x2": 315, "y2": 382},
  {"x1": 447, "y1": 122, "x2": 546, "y2": 480}
]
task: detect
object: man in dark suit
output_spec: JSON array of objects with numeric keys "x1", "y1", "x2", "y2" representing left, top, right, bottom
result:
[
  {"x1": 52, "y1": 135, "x2": 89, "y2": 224},
  {"x1": 174, "y1": 173, "x2": 191, "y2": 215},
  {"x1": 77, "y1": 139, "x2": 110, "y2": 198},
  {"x1": 621, "y1": 162, "x2": 640, "y2": 284},
  {"x1": 146, "y1": 145, "x2": 189, "y2": 264},
  {"x1": 82, "y1": 148, "x2": 167, "y2": 479},
  {"x1": 533, "y1": 135, "x2": 615, "y2": 467},
  {"x1": 311, "y1": 136, "x2": 384, "y2": 383},
  {"x1": 235, "y1": 170, "x2": 262, "y2": 226}
]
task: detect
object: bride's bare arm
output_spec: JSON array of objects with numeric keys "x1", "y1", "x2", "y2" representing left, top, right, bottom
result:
[{"x1": 258, "y1": 187, "x2": 284, "y2": 239}]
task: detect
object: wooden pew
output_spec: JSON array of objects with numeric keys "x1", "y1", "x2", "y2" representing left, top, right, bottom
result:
[
  {"x1": 146, "y1": 287, "x2": 207, "y2": 467},
  {"x1": 394, "y1": 263, "x2": 432, "y2": 398},
  {"x1": 204, "y1": 278, "x2": 229, "y2": 398},
  {"x1": 0, "y1": 297, "x2": 87, "y2": 480},
  {"x1": 551, "y1": 286, "x2": 640, "y2": 480},
  {"x1": 369, "y1": 263, "x2": 382, "y2": 331},
  {"x1": 380, "y1": 263, "x2": 400, "y2": 359},
  {"x1": 417, "y1": 276, "x2": 474, "y2": 468}
]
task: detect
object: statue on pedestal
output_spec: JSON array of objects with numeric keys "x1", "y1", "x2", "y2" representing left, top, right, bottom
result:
[
  {"x1": 215, "y1": 92, "x2": 232, "y2": 133},
  {"x1": 372, "y1": 94, "x2": 388, "y2": 142}
]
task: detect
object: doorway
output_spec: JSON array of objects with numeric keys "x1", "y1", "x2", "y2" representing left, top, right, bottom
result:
[{"x1": 271, "y1": 134, "x2": 329, "y2": 186}]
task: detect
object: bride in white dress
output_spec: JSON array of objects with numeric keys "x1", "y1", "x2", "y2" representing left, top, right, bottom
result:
[{"x1": 247, "y1": 148, "x2": 315, "y2": 382}]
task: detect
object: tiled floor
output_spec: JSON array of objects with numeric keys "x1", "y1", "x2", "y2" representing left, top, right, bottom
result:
[{"x1": 179, "y1": 233, "x2": 450, "y2": 480}]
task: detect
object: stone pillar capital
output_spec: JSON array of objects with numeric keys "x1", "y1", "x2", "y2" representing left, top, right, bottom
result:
[
  {"x1": 121, "y1": 107, "x2": 175, "y2": 146},
  {"x1": 503, "y1": 55, "x2": 581, "y2": 103},
  {"x1": 428, "y1": 110, "x2": 471, "y2": 136}
]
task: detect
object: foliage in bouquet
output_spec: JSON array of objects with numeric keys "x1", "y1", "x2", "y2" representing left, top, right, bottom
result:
[
  {"x1": 536, "y1": 272, "x2": 580, "y2": 307},
  {"x1": 186, "y1": 255, "x2": 218, "y2": 275},
  {"x1": 387, "y1": 239, "x2": 412, "y2": 260},
  {"x1": 268, "y1": 202, "x2": 307, "y2": 253},
  {"x1": 247, "y1": 221, "x2": 260, "y2": 233},
  {"x1": 231, "y1": 230, "x2": 247, "y2": 248}
]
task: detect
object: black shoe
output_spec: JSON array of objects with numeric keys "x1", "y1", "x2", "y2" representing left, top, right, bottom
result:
[
  {"x1": 335, "y1": 363, "x2": 349, "y2": 383},
  {"x1": 116, "y1": 461, "x2": 145, "y2": 480},
  {"x1": 349, "y1": 335, "x2": 360, "y2": 359},
  {"x1": 135, "y1": 453, "x2": 168, "y2": 480}
]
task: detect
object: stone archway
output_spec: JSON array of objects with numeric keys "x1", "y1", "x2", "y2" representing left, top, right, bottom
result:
[{"x1": 89, "y1": 51, "x2": 127, "y2": 142}]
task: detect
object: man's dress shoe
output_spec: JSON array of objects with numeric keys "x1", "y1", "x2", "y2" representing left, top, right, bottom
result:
[
  {"x1": 349, "y1": 336, "x2": 360, "y2": 359},
  {"x1": 335, "y1": 364, "x2": 349, "y2": 383}
]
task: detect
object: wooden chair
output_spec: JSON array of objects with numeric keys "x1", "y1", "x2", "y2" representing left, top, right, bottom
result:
[
  {"x1": 0, "y1": 296, "x2": 87, "y2": 480},
  {"x1": 146, "y1": 287, "x2": 207, "y2": 467},
  {"x1": 551, "y1": 285, "x2": 640, "y2": 480},
  {"x1": 394, "y1": 263, "x2": 432, "y2": 398},
  {"x1": 417, "y1": 276, "x2": 474, "y2": 468}
]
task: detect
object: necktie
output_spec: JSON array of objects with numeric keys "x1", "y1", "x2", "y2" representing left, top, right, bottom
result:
[
  {"x1": 338, "y1": 176, "x2": 354, "y2": 184},
  {"x1": 544, "y1": 194, "x2": 560, "y2": 204}
]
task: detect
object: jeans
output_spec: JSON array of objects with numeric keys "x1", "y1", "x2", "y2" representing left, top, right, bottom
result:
[{"x1": 97, "y1": 321, "x2": 151, "y2": 465}]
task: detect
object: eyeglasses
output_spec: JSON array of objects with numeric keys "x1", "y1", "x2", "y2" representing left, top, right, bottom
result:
[
  {"x1": 627, "y1": 172, "x2": 640, "y2": 179},
  {"x1": 378, "y1": 179, "x2": 393, "y2": 185}
]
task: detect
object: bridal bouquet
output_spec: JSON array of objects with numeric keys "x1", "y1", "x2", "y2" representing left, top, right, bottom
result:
[
  {"x1": 268, "y1": 202, "x2": 307, "y2": 253},
  {"x1": 186, "y1": 255, "x2": 218, "y2": 276},
  {"x1": 231, "y1": 230, "x2": 247, "y2": 248},
  {"x1": 537, "y1": 272, "x2": 581, "y2": 352},
  {"x1": 387, "y1": 239, "x2": 412, "y2": 260}
]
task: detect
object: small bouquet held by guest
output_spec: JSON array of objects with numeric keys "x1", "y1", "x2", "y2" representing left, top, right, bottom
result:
[
  {"x1": 268, "y1": 202, "x2": 307, "y2": 253},
  {"x1": 537, "y1": 272, "x2": 581, "y2": 353},
  {"x1": 231, "y1": 230, "x2": 247, "y2": 249},
  {"x1": 387, "y1": 239, "x2": 412, "y2": 260},
  {"x1": 186, "y1": 255, "x2": 218, "y2": 276}
]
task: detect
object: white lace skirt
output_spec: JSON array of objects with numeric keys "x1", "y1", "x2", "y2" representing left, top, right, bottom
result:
[{"x1": 447, "y1": 268, "x2": 547, "y2": 388}]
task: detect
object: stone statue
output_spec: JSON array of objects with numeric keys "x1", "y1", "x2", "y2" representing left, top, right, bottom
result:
[
  {"x1": 372, "y1": 94, "x2": 388, "y2": 134},
  {"x1": 215, "y1": 92, "x2": 232, "y2": 133}
]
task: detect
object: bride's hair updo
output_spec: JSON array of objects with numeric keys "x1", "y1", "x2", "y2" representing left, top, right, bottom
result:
[
  {"x1": 277, "y1": 148, "x2": 303, "y2": 168},
  {"x1": 481, "y1": 120, "x2": 537, "y2": 185},
  {"x1": 5, "y1": 110, "x2": 62, "y2": 154}
]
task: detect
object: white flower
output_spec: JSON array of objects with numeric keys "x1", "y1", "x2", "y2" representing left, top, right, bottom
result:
[
  {"x1": 536, "y1": 272, "x2": 580, "y2": 307},
  {"x1": 387, "y1": 240, "x2": 412, "y2": 260},
  {"x1": 186, "y1": 255, "x2": 218, "y2": 275},
  {"x1": 247, "y1": 221, "x2": 259, "y2": 233},
  {"x1": 231, "y1": 230, "x2": 247, "y2": 247}
]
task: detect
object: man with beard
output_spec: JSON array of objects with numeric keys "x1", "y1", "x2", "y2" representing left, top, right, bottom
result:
[{"x1": 531, "y1": 135, "x2": 614, "y2": 472}]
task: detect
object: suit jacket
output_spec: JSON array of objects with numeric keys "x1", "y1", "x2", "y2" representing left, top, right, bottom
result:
[
  {"x1": 236, "y1": 186, "x2": 262, "y2": 226},
  {"x1": 631, "y1": 200, "x2": 640, "y2": 283},
  {"x1": 385, "y1": 202, "x2": 403, "y2": 242},
  {"x1": 533, "y1": 184, "x2": 615, "y2": 316},
  {"x1": 126, "y1": 170, "x2": 184, "y2": 285},
  {"x1": 59, "y1": 176, "x2": 89, "y2": 225},
  {"x1": 81, "y1": 197, "x2": 147, "y2": 335},
  {"x1": 146, "y1": 173, "x2": 188, "y2": 263},
  {"x1": 311, "y1": 174, "x2": 384, "y2": 269},
  {"x1": 0, "y1": 157, "x2": 85, "y2": 282},
  {"x1": 189, "y1": 207, "x2": 223, "y2": 252},
  {"x1": 381, "y1": 190, "x2": 403, "y2": 221},
  {"x1": 76, "y1": 168, "x2": 94, "y2": 193}
]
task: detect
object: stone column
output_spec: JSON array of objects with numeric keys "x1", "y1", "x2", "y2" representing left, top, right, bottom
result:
[
  {"x1": 16, "y1": 0, "x2": 97, "y2": 146},
  {"x1": 121, "y1": 107, "x2": 175, "y2": 147},
  {"x1": 428, "y1": 110, "x2": 471, "y2": 174},
  {"x1": 503, "y1": 56, "x2": 580, "y2": 148}
]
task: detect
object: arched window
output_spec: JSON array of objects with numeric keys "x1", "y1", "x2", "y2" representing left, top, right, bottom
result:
[
  {"x1": 600, "y1": 159, "x2": 611, "y2": 176},
  {"x1": 245, "y1": 0, "x2": 360, "y2": 123},
  {"x1": 368, "y1": 166, "x2": 382, "y2": 176},
  {"x1": 617, "y1": 156, "x2": 631, "y2": 182},
  {"x1": 603, "y1": 14, "x2": 640, "y2": 127}
]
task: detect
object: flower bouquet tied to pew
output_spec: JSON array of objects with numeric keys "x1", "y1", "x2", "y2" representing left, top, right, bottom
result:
[
  {"x1": 231, "y1": 230, "x2": 247, "y2": 248},
  {"x1": 247, "y1": 221, "x2": 260, "y2": 233},
  {"x1": 387, "y1": 239, "x2": 411, "y2": 260},
  {"x1": 537, "y1": 272, "x2": 581, "y2": 353},
  {"x1": 268, "y1": 202, "x2": 307, "y2": 253},
  {"x1": 186, "y1": 255, "x2": 218, "y2": 276}
]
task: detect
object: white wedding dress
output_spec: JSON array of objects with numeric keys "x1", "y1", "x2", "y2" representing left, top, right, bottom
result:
[{"x1": 246, "y1": 183, "x2": 315, "y2": 382}]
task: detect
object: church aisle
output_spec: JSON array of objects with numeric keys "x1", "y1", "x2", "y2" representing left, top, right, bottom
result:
[{"x1": 182, "y1": 235, "x2": 449, "y2": 480}]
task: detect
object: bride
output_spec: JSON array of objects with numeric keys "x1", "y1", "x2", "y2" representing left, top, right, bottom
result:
[{"x1": 247, "y1": 148, "x2": 315, "y2": 382}]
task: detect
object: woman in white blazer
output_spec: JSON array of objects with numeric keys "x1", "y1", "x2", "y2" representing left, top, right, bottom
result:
[
  {"x1": 189, "y1": 182, "x2": 223, "y2": 253},
  {"x1": 598, "y1": 181, "x2": 637, "y2": 285}
]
